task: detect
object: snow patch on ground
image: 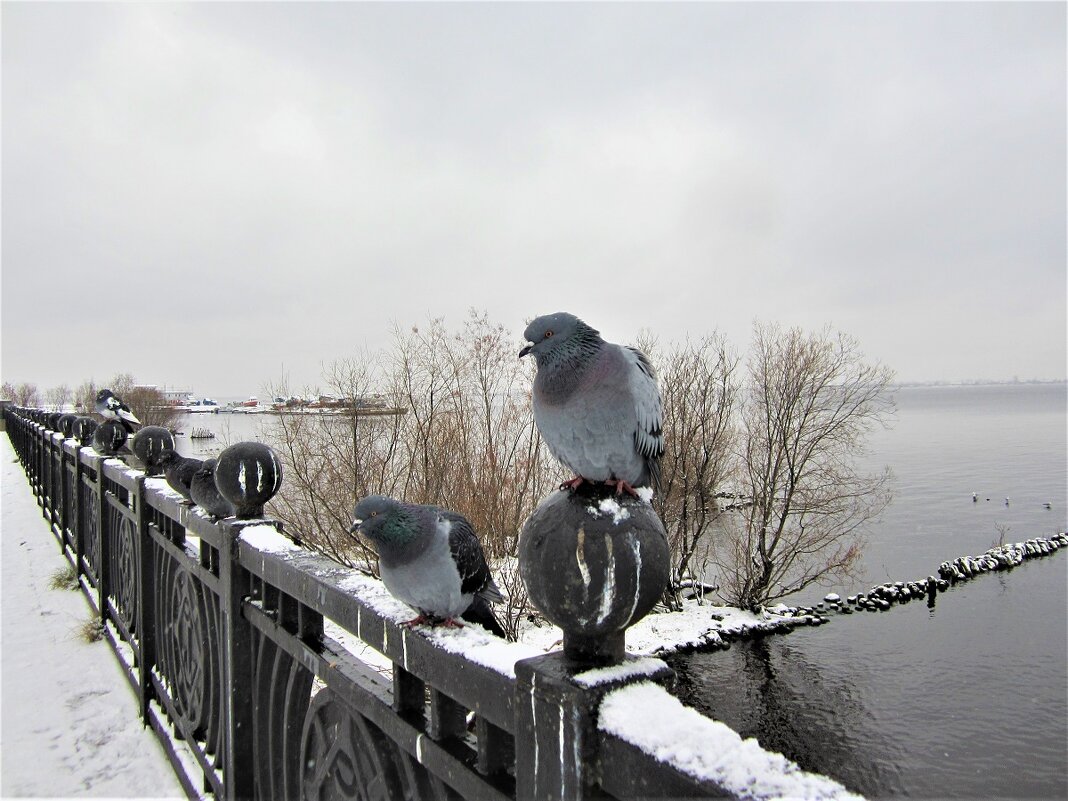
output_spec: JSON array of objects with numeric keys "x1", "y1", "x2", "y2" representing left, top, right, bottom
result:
[
  {"x1": 1, "y1": 436, "x2": 185, "y2": 798},
  {"x1": 600, "y1": 682, "x2": 863, "y2": 801}
]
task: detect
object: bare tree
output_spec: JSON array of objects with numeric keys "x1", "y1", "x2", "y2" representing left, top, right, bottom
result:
[
  {"x1": 264, "y1": 357, "x2": 397, "y2": 570},
  {"x1": 77, "y1": 375, "x2": 180, "y2": 430},
  {"x1": 264, "y1": 310, "x2": 557, "y2": 638},
  {"x1": 72, "y1": 380, "x2": 97, "y2": 414},
  {"x1": 713, "y1": 323, "x2": 894, "y2": 610},
  {"x1": 651, "y1": 334, "x2": 740, "y2": 607},
  {"x1": 44, "y1": 384, "x2": 72, "y2": 411},
  {"x1": 122, "y1": 385, "x2": 182, "y2": 430},
  {"x1": 6, "y1": 382, "x2": 41, "y2": 407}
]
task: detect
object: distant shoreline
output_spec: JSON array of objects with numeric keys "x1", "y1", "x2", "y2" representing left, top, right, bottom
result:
[{"x1": 891, "y1": 378, "x2": 1066, "y2": 388}]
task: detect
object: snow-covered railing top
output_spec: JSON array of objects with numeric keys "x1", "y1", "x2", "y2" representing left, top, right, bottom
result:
[{"x1": 3, "y1": 404, "x2": 861, "y2": 801}]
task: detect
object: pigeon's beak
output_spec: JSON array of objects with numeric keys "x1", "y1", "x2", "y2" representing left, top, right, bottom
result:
[
  {"x1": 519, "y1": 343, "x2": 533, "y2": 358},
  {"x1": 348, "y1": 518, "x2": 362, "y2": 535}
]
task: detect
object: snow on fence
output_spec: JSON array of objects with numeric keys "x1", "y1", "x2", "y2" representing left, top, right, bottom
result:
[{"x1": 2, "y1": 404, "x2": 860, "y2": 801}]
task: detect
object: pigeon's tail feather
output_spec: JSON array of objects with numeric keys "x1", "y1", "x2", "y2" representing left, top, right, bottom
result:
[
  {"x1": 645, "y1": 456, "x2": 662, "y2": 495},
  {"x1": 462, "y1": 596, "x2": 508, "y2": 639},
  {"x1": 479, "y1": 576, "x2": 506, "y2": 605}
]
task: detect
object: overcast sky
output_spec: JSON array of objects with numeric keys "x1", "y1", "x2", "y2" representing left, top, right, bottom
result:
[{"x1": 3, "y1": 2, "x2": 1065, "y2": 397}]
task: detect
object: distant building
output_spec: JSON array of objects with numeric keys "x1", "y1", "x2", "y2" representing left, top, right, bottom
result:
[{"x1": 154, "y1": 387, "x2": 194, "y2": 405}]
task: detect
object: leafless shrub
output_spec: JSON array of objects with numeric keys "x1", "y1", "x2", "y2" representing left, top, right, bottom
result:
[
  {"x1": 73, "y1": 376, "x2": 180, "y2": 430},
  {"x1": 713, "y1": 323, "x2": 894, "y2": 610},
  {"x1": 265, "y1": 311, "x2": 559, "y2": 636},
  {"x1": 44, "y1": 384, "x2": 72, "y2": 411},
  {"x1": 2, "y1": 382, "x2": 41, "y2": 407},
  {"x1": 649, "y1": 334, "x2": 740, "y2": 608},
  {"x1": 991, "y1": 522, "x2": 1011, "y2": 549}
]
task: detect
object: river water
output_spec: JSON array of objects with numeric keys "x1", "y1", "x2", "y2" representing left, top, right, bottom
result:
[
  {"x1": 672, "y1": 384, "x2": 1067, "y2": 799},
  {"x1": 172, "y1": 385, "x2": 1067, "y2": 798}
]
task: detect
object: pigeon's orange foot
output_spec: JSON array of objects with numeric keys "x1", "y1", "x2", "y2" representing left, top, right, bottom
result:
[
  {"x1": 560, "y1": 476, "x2": 586, "y2": 491},
  {"x1": 402, "y1": 615, "x2": 432, "y2": 628},
  {"x1": 604, "y1": 479, "x2": 641, "y2": 497}
]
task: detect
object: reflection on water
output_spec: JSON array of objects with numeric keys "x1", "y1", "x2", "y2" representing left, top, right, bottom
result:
[
  {"x1": 170, "y1": 411, "x2": 273, "y2": 459},
  {"x1": 672, "y1": 637, "x2": 905, "y2": 798},
  {"x1": 673, "y1": 558, "x2": 1067, "y2": 799}
]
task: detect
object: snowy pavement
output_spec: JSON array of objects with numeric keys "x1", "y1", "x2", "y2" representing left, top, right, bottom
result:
[{"x1": 1, "y1": 435, "x2": 185, "y2": 798}]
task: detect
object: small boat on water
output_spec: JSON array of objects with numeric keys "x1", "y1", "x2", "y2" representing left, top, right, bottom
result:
[
  {"x1": 228, "y1": 396, "x2": 266, "y2": 414},
  {"x1": 190, "y1": 427, "x2": 215, "y2": 439},
  {"x1": 185, "y1": 398, "x2": 220, "y2": 413}
]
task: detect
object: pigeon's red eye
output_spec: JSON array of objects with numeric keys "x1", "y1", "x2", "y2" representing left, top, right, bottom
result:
[{"x1": 544, "y1": 331, "x2": 554, "y2": 339}]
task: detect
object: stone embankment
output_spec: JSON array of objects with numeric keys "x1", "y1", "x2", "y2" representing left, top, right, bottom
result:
[
  {"x1": 660, "y1": 533, "x2": 1068, "y2": 656},
  {"x1": 769, "y1": 533, "x2": 1068, "y2": 624}
]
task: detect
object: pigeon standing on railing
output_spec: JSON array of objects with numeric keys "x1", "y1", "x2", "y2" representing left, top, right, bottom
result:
[
  {"x1": 519, "y1": 312, "x2": 664, "y2": 496},
  {"x1": 156, "y1": 449, "x2": 204, "y2": 501},
  {"x1": 190, "y1": 459, "x2": 235, "y2": 520},
  {"x1": 95, "y1": 389, "x2": 142, "y2": 434},
  {"x1": 348, "y1": 495, "x2": 507, "y2": 638}
]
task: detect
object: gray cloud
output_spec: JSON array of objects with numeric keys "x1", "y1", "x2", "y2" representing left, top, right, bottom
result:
[{"x1": 3, "y1": 2, "x2": 1064, "y2": 396}]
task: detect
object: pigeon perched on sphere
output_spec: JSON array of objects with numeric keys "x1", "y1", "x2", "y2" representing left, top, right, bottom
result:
[
  {"x1": 190, "y1": 459, "x2": 235, "y2": 520},
  {"x1": 520, "y1": 312, "x2": 663, "y2": 496},
  {"x1": 157, "y1": 449, "x2": 203, "y2": 501},
  {"x1": 95, "y1": 389, "x2": 141, "y2": 433},
  {"x1": 348, "y1": 495, "x2": 506, "y2": 637}
]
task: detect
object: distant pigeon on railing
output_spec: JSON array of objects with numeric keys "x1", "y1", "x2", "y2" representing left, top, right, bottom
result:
[
  {"x1": 348, "y1": 495, "x2": 506, "y2": 637},
  {"x1": 95, "y1": 389, "x2": 141, "y2": 433},
  {"x1": 157, "y1": 449, "x2": 203, "y2": 501},
  {"x1": 520, "y1": 312, "x2": 663, "y2": 497},
  {"x1": 190, "y1": 459, "x2": 235, "y2": 520}
]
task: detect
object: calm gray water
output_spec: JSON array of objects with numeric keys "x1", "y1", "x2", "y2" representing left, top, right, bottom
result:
[{"x1": 673, "y1": 384, "x2": 1068, "y2": 799}]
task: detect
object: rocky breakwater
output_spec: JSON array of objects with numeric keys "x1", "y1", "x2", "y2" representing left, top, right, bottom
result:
[{"x1": 768, "y1": 532, "x2": 1068, "y2": 621}]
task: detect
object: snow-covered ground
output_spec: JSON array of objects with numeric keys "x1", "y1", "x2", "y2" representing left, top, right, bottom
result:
[{"x1": 1, "y1": 435, "x2": 185, "y2": 798}]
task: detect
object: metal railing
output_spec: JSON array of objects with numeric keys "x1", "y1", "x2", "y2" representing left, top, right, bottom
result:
[{"x1": 3, "y1": 404, "x2": 831, "y2": 801}]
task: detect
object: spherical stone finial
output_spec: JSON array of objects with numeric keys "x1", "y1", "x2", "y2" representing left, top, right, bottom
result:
[
  {"x1": 47, "y1": 412, "x2": 63, "y2": 431},
  {"x1": 131, "y1": 426, "x2": 176, "y2": 475},
  {"x1": 214, "y1": 442, "x2": 284, "y2": 519},
  {"x1": 92, "y1": 419, "x2": 128, "y2": 455},
  {"x1": 57, "y1": 414, "x2": 78, "y2": 438},
  {"x1": 72, "y1": 417, "x2": 99, "y2": 445},
  {"x1": 519, "y1": 486, "x2": 670, "y2": 665}
]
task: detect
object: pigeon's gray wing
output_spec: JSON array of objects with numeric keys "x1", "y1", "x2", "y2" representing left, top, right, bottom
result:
[
  {"x1": 625, "y1": 346, "x2": 664, "y2": 490},
  {"x1": 442, "y1": 512, "x2": 504, "y2": 603}
]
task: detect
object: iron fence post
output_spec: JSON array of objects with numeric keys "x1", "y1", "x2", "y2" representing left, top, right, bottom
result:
[
  {"x1": 515, "y1": 487, "x2": 674, "y2": 800},
  {"x1": 134, "y1": 473, "x2": 155, "y2": 723},
  {"x1": 220, "y1": 520, "x2": 255, "y2": 801},
  {"x1": 96, "y1": 455, "x2": 109, "y2": 622}
]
